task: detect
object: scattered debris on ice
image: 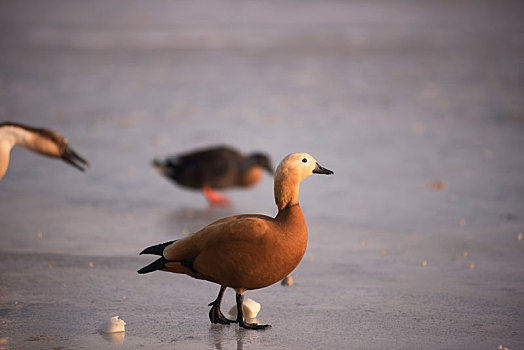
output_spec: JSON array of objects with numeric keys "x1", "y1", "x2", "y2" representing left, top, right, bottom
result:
[
  {"x1": 100, "y1": 316, "x2": 126, "y2": 333},
  {"x1": 427, "y1": 180, "x2": 447, "y2": 190},
  {"x1": 281, "y1": 275, "x2": 293, "y2": 286},
  {"x1": 228, "y1": 298, "x2": 260, "y2": 319}
]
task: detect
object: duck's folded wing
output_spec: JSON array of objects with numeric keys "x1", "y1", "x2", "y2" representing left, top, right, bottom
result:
[{"x1": 163, "y1": 215, "x2": 274, "y2": 262}]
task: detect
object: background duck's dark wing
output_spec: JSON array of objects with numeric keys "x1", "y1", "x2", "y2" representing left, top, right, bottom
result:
[{"x1": 163, "y1": 146, "x2": 242, "y2": 189}]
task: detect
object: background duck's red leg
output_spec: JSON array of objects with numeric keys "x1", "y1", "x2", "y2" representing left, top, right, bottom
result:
[{"x1": 203, "y1": 186, "x2": 231, "y2": 206}]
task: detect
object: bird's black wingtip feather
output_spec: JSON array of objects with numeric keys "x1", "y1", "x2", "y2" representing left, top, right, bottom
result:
[
  {"x1": 137, "y1": 257, "x2": 169, "y2": 274},
  {"x1": 139, "y1": 240, "x2": 176, "y2": 256}
]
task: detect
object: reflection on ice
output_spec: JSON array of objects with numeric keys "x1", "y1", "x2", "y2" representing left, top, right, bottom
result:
[
  {"x1": 208, "y1": 325, "x2": 262, "y2": 350},
  {"x1": 99, "y1": 331, "x2": 125, "y2": 345}
]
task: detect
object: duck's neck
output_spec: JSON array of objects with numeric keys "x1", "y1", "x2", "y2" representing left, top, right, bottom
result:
[
  {"x1": 274, "y1": 176, "x2": 300, "y2": 211},
  {"x1": 0, "y1": 133, "x2": 12, "y2": 179},
  {"x1": 0, "y1": 125, "x2": 33, "y2": 179},
  {"x1": 275, "y1": 198, "x2": 308, "y2": 257},
  {"x1": 0, "y1": 124, "x2": 35, "y2": 150}
]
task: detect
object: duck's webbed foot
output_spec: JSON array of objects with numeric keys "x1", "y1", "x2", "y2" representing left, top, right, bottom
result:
[
  {"x1": 238, "y1": 319, "x2": 271, "y2": 330},
  {"x1": 208, "y1": 286, "x2": 233, "y2": 325},
  {"x1": 208, "y1": 304, "x2": 232, "y2": 325}
]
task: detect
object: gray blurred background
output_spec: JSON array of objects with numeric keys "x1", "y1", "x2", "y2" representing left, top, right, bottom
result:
[{"x1": 1, "y1": 1, "x2": 523, "y2": 349}]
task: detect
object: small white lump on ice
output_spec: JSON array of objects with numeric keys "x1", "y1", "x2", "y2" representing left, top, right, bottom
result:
[
  {"x1": 100, "y1": 316, "x2": 126, "y2": 333},
  {"x1": 281, "y1": 275, "x2": 293, "y2": 286},
  {"x1": 228, "y1": 298, "x2": 261, "y2": 319}
]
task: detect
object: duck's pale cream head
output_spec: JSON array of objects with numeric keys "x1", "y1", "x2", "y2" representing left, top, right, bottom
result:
[
  {"x1": 276, "y1": 153, "x2": 333, "y2": 182},
  {"x1": 274, "y1": 153, "x2": 333, "y2": 210}
]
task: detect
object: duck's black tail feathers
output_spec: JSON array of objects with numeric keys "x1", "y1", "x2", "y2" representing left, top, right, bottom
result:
[
  {"x1": 139, "y1": 240, "x2": 176, "y2": 256},
  {"x1": 137, "y1": 257, "x2": 169, "y2": 274}
]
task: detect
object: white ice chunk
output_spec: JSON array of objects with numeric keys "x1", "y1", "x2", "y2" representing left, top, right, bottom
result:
[
  {"x1": 100, "y1": 316, "x2": 126, "y2": 333},
  {"x1": 228, "y1": 298, "x2": 261, "y2": 319}
]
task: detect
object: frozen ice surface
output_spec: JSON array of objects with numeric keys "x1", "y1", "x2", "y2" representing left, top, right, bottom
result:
[{"x1": 0, "y1": 0, "x2": 523, "y2": 349}]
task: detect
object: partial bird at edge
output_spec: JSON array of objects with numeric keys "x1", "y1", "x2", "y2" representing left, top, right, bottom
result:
[{"x1": 0, "y1": 121, "x2": 89, "y2": 180}]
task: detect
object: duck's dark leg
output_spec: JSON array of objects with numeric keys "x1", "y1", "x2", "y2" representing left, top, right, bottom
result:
[
  {"x1": 208, "y1": 285, "x2": 233, "y2": 325},
  {"x1": 235, "y1": 292, "x2": 271, "y2": 330}
]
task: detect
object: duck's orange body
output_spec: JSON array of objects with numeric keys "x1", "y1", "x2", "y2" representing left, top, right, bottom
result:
[{"x1": 163, "y1": 205, "x2": 307, "y2": 290}]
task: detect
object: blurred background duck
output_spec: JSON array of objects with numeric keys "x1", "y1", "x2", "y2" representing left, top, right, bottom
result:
[
  {"x1": 0, "y1": 121, "x2": 89, "y2": 180},
  {"x1": 153, "y1": 145, "x2": 273, "y2": 206}
]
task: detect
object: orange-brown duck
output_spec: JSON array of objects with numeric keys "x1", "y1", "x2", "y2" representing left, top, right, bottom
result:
[{"x1": 139, "y1": 153, "x2": 333, "y2": 329}]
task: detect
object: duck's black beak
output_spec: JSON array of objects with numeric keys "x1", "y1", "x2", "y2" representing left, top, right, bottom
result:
[
  {"x1": 265, "y1": 164, "x2": 274, "y2": 175},
  {"x1": 62, "y1": 145, "x2": 89, "y2": 172},
  {"x1": 313, "y1": 162, "x2": 334, "y2": 175}
]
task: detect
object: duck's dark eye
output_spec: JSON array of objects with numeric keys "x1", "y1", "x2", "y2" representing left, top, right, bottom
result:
[{"x1": 302, "y1": 158, "x2": 307, "y2": 163}]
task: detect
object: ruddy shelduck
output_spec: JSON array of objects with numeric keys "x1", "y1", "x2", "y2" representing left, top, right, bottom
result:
[{"x1": 139, "y1": 153, "x2": 333, "y2": 329}]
